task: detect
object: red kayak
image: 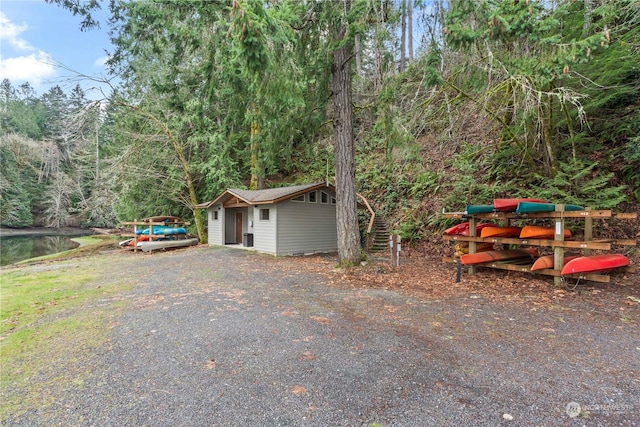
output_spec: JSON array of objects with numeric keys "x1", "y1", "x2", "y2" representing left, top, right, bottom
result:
[
  {"x1": 493, "y1": 198, "x2": 547, "y2": 212},
  {"x1": 445, "y1": 222, "x2": 496, "y2": 236},
  {"x1": 561, "y1": 254, "x2": 630, "y2": 275},
  {"x1": 530, "y1": 254, "x2": 581, "y2": 271},
  {"x1": 460, "y1": 248, "x2": 539, "y2": 265}
]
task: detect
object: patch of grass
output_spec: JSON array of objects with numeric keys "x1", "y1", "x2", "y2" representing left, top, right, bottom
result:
[
  {"x1": 1, "y1": 268, "x2": 95, "y2": 336},
  {"x1": 0, "y1": 257, "x2": 132, "y2": 419},
  {"x1": 14, "y1": 236, "x2": 120, "y2": 265}
]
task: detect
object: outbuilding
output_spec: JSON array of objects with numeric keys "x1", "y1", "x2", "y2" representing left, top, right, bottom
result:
[{"x1": 196, "y1": 182, "x2": 338, "y2": 256}]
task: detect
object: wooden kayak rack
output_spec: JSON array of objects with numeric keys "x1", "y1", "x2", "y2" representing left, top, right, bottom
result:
[
  {"x1": 442, "y1": 207, "x2": 637, "y2": 285},
  {"x1": 121, "y1": 219, "x2": 191, "y2": 252}
]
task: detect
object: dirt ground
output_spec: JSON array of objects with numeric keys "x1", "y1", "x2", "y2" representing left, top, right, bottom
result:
[{"x1": 3, "y1": 243, "x2": 640, "y2": 426}]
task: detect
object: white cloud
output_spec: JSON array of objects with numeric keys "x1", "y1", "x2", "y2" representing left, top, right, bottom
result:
[
  {"x1": 0, "y1": 11, "x2": 33, "y2": 51},
  {"x1": 94, "y1": 55, "x2": 109, "y2": 67},
  {"x1": 0, "y1": 53, "x2": 56, "y2": 84},
  {"x1": 0, "y1": 12, "x2": 56, "y2": 84}
]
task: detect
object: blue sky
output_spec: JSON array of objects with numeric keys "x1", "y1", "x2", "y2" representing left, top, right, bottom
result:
[{"x1": 0, "y1": 0, "x2": 114, "y2": 99}]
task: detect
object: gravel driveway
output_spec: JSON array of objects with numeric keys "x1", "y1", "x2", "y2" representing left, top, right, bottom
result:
[{"x1": 4, "y1": 246, "x2": 640, "y2": 426}]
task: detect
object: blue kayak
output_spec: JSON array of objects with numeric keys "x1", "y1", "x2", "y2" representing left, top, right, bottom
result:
[{"x1": 136, "y1": 226, "x2": 187, "y2": 236}]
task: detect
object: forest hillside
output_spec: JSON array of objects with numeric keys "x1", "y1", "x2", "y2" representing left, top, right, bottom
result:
[{"x1": 1, "y1": 0, "x2": 638, "y2": 255}]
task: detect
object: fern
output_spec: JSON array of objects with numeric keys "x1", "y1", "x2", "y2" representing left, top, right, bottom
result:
[
  {"x1": 532, "y1": 160, "x2": 627, "y2": 209},
  {"x1": 621, "y1": 135, "x2": 640, "y2": 202}
]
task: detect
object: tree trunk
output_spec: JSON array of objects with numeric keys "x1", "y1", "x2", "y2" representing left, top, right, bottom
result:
[
  {"x1": 355, "y1": 33, "x2": 362, "y2": 77},
  {"x1": 400, "y1": 0, "x2": 407, "y2": 72},
  {"x1": 332, "y1": 0, "x2": 361, "y2": 266},
  {"x1": 408, "y1": 0, "x2": 413, "y2": 61},
  {"x1": 250, "y1": 115, "x2": 260, "y2": 190}
]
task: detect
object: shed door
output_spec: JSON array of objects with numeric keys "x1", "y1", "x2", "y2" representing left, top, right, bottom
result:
[{"x1": 235, "y1": 212, "x2": 243, "y2": 243}]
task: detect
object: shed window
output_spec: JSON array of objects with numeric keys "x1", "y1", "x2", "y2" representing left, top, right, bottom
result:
[
  {"x1": 213, "y1": 211, "x2": 219, "y2": 220},
  {"x1": 308, "y1": 191, "x2": 317, "y2": 203},
  {"x1": 331, "y1": 197, "x2": 336, "y2": 205},
  {"x1": 321, "y1": 191, "x2": 329, "y2": 204},
  {"x1": 260, "y1": 208, "x2": 270, "y2": 220},
  {"x1": 292, "y1": 194, "x2": 305, "y2": 202}
]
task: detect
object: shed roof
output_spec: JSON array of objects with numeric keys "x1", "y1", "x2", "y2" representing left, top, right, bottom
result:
[{"x1": 196, "y1": 182, "x2": 333, "y2": 209}]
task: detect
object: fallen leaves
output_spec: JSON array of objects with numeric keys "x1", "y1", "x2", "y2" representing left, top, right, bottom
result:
[
  {"x1": 291, "y1": 385, "x2": 307, "y2": 394},
  {"x1": 300, "y1": 350, "x2": 316, "y2": 361},
  {"x1": 310, "y1": 316, "x2": 331, "y2": 325}
]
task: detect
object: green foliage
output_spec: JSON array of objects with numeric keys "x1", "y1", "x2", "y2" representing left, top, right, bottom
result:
[
  {"x1": 6, "y1": 0, "x2": 635, "y2": 249},
  {"x1": 620, "y1": 135, "x2": 640, "y2": 202},
  {"x1": 531, "y1": 160, "x2": 627, "y2": 209},
  {"x1": 442, "y1": 143, "x2": 510, "y2": 211},
  {"x1": 397, "y1": 208, "x2": 429, "y2": 243},
  {"x1": 0, "y1": 80, "x2": 47, "y2": 139},
  {"x1": 0, "y1": 134, "x2": 41, "y2": 227}
]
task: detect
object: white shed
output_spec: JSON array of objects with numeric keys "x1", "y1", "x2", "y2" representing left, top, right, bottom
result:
[{"x1": 196, "y1": 182, "x2": 338, "y2": 256}]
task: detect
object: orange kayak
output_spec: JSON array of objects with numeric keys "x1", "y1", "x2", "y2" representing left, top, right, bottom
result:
[
  {"x1": 479, "y1": 226, "x2": 522, "y2": 238},
  {"x1": 530, "y1": 254, "x2": 581, "y2": 271},
  {"x1": 460, "y1": 248, "x2": 539, "y2": 265},
  {"x1": 519, "y1": 226, "x2": 571, "y2": 239}
]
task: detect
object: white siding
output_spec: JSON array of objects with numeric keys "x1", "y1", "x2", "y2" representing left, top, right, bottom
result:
[
  {"x1": 224, "y1": 208, "x2": 250, "y2": 244},
  {"x1": 207, "y1": 204, "x2": 224, "y2": 245},
  {"x1": 276, "y1": 190, "x2": 337, "y2": 256},
  {"x1": 253, "y1": 204, "x2": 277, "y2": 254}
]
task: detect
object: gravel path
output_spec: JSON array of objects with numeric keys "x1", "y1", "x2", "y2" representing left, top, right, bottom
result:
[{"x1": 4, "y1": 246, "x2": 640, "y2": 426}]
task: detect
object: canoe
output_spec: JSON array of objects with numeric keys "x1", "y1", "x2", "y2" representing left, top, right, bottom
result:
[
  {"x1": 445, "y1": 222, "x2": 496, "y2": 236},
  {"x1": 479, "y1": 226, "x2": 522, "y2": 238},
  {"x1": 460, "y1": 248, "x2": 539, "y2": 265},
  {"x1": 519, "y1": 226, "x2": 571, "y2": 239},
  {"x1": 140, "y1": 238, "x2": 199, "y2": 253},
  {"x1": 515, "y1": 202, "x2": 584, "y2": 214},
  {"x1": 493, "y1": 198, "x2": 547, "y2": 212},
  {"x1": 561, "y1": 254, "x2": 630, "y2": 275},
  {"x1": 530, "y1": 254, "x2": 581, "y2": 271},
  {"x1": 465, "y1": 205, "x2": 495, "y2": 214}
]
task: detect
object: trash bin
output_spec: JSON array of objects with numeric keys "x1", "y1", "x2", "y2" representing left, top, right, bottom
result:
[{"x1": 243, "y1": 233, "x2": 254, "y2": 247}]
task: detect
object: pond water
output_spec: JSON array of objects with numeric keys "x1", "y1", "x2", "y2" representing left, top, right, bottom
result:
[{"x1": 0, "y1": 235, "x2": 82, "y2": 266}]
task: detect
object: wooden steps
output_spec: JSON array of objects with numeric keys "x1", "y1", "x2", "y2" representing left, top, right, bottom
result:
[{"x1": 369, "y1": 216, "x2": 390, "y2": 252}]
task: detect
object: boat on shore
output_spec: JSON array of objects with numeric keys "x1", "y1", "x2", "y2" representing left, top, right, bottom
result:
[{"x1": 140, "y1": 238, "x2": 199, "y2": 252}]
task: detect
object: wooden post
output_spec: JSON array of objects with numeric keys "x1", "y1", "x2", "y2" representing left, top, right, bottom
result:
[
  {"x1": 389, "y1": 234, "x2": 401, "y2": 267},
  {"x1": 133, "y1": 219, "x2": 138, "y2": 253},
  {"x1": 553, "y1": 204, "x2": 565, "y2": 286},
  {"x1": 584, "y1": 207, "x2": 593, "y2": 256},
  {"x1": 468, "y1": 216, "x2": 477, "y2": 275}
]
